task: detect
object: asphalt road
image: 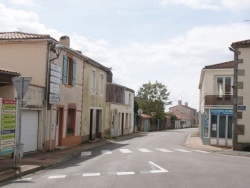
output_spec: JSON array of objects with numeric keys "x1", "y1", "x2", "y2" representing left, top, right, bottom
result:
[{"x1": 1, "y1": 128, "x2": 250, "y2": 188}]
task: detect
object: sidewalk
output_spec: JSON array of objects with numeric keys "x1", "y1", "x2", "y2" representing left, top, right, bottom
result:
[{"x1": 1, "y1": 131, "x2": 250, "y2": 183}]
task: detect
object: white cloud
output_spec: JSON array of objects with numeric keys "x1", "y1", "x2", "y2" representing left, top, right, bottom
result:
[
  {"x1": 159, "y1": 0, "x2": 250, "y2": 11},
  {"x1": 9, "y1": 0, "x2": 37, "y2": 7}
]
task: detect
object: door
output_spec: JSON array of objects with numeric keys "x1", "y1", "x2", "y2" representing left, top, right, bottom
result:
[
  {"x1": 21, "y1": 110, "x2": 38, "y2": 152},
  {"x1": 144, "y1": 119, "x2": 149, "y2": 132},
  {"x1": 56, "y1": 107, "x2": 63, "y2": 146},
  {"x1": 89, "y1": 109, "x2": 93, "y2": 140}
]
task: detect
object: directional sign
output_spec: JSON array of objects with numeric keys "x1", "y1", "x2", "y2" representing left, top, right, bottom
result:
[
  {"x1": 50, "y1": 83, "x2": 60, "y2": 94},
  {"x1": 12, "y1": 77, "x2": 32, "y2": 100},
  {"x1": 51, "y1": 63, "x2": 62, "y2": 73},
  {"x1": 49, "y1": 94, "x2": 60, "y2": 104},
  {"x1": 238, "y1": 105, "x2": 246, "y2": 111}
]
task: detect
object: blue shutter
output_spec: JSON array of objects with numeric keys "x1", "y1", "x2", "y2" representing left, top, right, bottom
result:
[
  {"x1": 62, "y1": 55, "x2": 68, "y2": 84},
  {"x1": 72, "y1": 59, "x2": 77, "y2": 86}
]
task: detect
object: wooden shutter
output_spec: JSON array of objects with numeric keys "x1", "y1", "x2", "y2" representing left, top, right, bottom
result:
[
  {"x1": 62, "y1": 55, "x2": 68, "y2": 84},
  {"x1": 72, "y1": 59, "x2": 77, "y2": 86}
]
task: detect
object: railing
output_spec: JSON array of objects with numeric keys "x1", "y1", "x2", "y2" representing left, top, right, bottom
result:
[{"x1": 204, "y1": 94, "x2": 233, "y2": 106}]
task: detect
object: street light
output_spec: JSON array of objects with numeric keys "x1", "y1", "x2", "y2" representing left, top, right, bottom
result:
[
  {"x1": 229, "y1": 46, "x2": 239, "y2": 150},
  {"x1": 45, "y1": 43, "x2": 64, "y2": 151}
]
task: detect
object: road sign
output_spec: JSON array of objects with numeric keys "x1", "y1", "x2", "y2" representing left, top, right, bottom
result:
[
  {"x1": 12, "y1": 77, "x2": 32, "y2": 100},
  {"x1": 50, "y1": 83, "x2": 60, "y2": 94},
  {"x1": 238, "y1": 105, "x2": 246, "y2": 111},
  {"x1": 51, "y1": 63, "x2": 62, "y2": 73},
  {"x1": 49, "y1": 94, "x2": 60, "y2": 104},
  {"x1": 50, "y1": 76, "x2": 60, "y2": 84}
]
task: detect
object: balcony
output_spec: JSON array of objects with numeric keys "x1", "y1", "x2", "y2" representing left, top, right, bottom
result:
[{"x1": 205, "y1": 94, "x2": 233, "y2": 106}]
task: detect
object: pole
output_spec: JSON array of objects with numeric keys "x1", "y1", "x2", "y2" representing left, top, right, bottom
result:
[{"x1": 233, "y1": 50, "x2": 238, "y2": 150}]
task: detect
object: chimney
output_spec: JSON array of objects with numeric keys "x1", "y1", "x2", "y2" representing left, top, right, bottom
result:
[
  {"x1": 185, "y1": 102, "x2": 188, "y2": 107},
  {"x1": 60, "y1": 36, "x2": 70, "y2": 47},
  {"x1": 178, "y1": 100, "x2": 182, "y2": 105}
]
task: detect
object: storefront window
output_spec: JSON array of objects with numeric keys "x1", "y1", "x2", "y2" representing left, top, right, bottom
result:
[
  {"x1": 211, "y1": 115, "x2": 217, "y2": 138},
  {"x1": 219, "y1": 116, "x2": 226, "y2": 138}
]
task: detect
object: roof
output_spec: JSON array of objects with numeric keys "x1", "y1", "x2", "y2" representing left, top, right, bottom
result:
[
  {"x1": 203, "y1": 61, "x2": 234, "y2": 69},
  {"x1": 0, "y1": 31, "x2": 55, "y2": 41},
  {"x1": 231, "y1": 39, "x2": 250, "y2": 48},
  {"x1": 171, "y1": 110, "x2": 189, "y2": 120},
  {"x1": 0, "y1": 68, "x2": 20, "y2": 76}
]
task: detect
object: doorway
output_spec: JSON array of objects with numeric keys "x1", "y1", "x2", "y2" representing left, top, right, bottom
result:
[{"x1": 56, "y1": 107, "x2": 63, "y2": 146}]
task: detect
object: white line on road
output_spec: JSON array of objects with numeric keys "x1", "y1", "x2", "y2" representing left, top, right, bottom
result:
[
  {"x1": 83, "y1": 173, "x2": 101, "y2": 177},
  {"x1": 175, "y1": 149, "x2": 191, "y2": 152},
  {"x1": 138, "y1": 148, "x2": 152, "y2": 152},
  {"x1": 192, "y1": 149, "x2": 210, "y2": 154},
  {"x1": 156, "y1": 148, "x2": 173, "y2": 152},
  {"x1": 48, "y1": 175, "x2": 66, "y2": 179},
  {"x1": 101, "y1": 150, "x2": 112, "y2": 154},
  {"x1": 15, "y1": 178, "x2": 32, "y2": 181},
  {"x1": 117, "y1": 172, "x2": 135, "y2": 175},
  {"x1": 148, "y1": 161, "x2": 169, "y2": 173},
  {"x1": 119, "y1": 149, "x2": 132, "y2": 153},
  {"x1": 81, "y1": 151, "x2": 92, "y2": 156}
]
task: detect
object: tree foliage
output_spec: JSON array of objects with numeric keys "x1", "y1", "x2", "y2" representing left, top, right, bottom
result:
[{"x1": 135, "y1": 81, "x2": 172, "y2": 120}]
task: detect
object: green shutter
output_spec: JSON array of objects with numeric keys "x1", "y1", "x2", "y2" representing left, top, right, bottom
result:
[
  {"x1": 62, "y1": 55, "x2": 68, "y2": 84},
  {"x1": 72, "y1": 59, "x2": 77, "y2": 86}
]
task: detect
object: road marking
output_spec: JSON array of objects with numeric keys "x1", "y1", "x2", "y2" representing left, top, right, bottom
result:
[
  {"x1": 83, "y1": 173, "x2": 100, "y2": 177},
  {"x1": 138, "y1": 148, "x2": 152, "y2": 152},
  {"x1": 148, "y1": 161, "x2": 168, "y2": 173},
  {"x1": 156, "y1": 148, "x2": 173, "y2": 152},
  {"x1": 101, "y1": 150, "x2": 112, "y2": 154},
  {"x1": 119, "y1": 149, "x2": 132, "y2": 153},
  {"x1": 117, "y1": 172, "x2": 135, "y2": 175},
  {"x1": 48, "y1": 175, "x2": 66, "y2": 179},
  {"x1": 192, "y1": 149, "x2": 210, "y2": 153},
  {"x1": 81, "y1": 151, "x2": 91, "y2": 156},
  {"x1": 15, "y1": 178, "x2": 32, "y2": 181},
  {"x1": 175, "y1": 149, "x2": 191, "y2": 152}
]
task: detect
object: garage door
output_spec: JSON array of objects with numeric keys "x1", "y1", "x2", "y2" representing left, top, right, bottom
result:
[{"x1": 21, "y1": 110, "x2": 38, "y2": 153}]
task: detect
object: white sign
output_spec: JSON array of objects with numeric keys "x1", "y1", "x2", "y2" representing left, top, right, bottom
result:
[
  {"x1": 50, "y1": 83, "x2": 60, "y2": 94},
  {"x1": 212, "y1": 124, "x2": 217, "y2": 131},
  {"x1": 50, "y1": 76, "x2": 60, "y2": 84},
  {"x1": 138, "y1": 109, "x2": 143, "y2": 116},
  {"x1": 51, "y1": 70, "x2": 61, "y2": 78},
  {"x1": 51, "y1": 63, "x2": 61, "y2": 73},
  {"x1": 49, "y1": 94, "x2": 60, "y2": 104},
  {"x1": 12, "y1": 77, "x2": 32, "y2": 99}
]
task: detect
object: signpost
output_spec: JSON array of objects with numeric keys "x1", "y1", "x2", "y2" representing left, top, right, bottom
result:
[
  {"x1": 12, "y1": 76, "x2": 32, "y2": 169},
  {"x1": 49, "y1": 63, "x2": 61, "y2": 104}
]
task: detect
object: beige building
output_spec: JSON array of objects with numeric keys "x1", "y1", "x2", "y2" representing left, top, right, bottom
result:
[
  {"x1": 81, "y1": 57, "x2": 112, "y2": 142},
  {"x1": 199, "y1": 61, "x2": 234, "y2": 147},
  {"x1": 230, "y1": 39, "x2": 250, "y2": 150},
  {"x1": 0, "y1": 32, "x2": 84, "y2": 152}
]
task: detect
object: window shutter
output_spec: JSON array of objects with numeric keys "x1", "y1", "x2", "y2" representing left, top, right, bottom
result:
[
  {"x1": 62, "y1": 55, "x2": 68, "y2": 84},
  {"x1": 72, "y1": 59, "x2": 77, "y2": 86},
  {"x1": 99, "y1": 74, "x2": 101, "y2": 94}
]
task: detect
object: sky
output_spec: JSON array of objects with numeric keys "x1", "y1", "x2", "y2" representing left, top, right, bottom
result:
[{"x1": 1, "y1": 0, "x2": 250, "y2": 111}]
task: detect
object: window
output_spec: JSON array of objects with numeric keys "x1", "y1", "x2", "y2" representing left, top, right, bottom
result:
[
  {"x1": 62, "y1": 55, "x2": 76, "y2": 86},
  {"x1": 67, "y1": 107, "x2": 76, "y2": 135},
  {"x1": 90, "y1": 69, "x2": 96, "y2": 94},
  {"x1": 216, "y1": 76, "x2": 232, "y2": 99},
  {"x1": 99, "y1": 73, "x2": 104, "y2": 95}
]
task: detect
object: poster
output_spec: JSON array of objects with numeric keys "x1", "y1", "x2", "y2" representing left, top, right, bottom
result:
[{"x1": 0, "y1": 99, "x2": 16, "y2": 157}]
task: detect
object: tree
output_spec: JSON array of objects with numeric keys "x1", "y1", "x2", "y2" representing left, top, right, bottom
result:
[{"x1": 135, "y1": 81, "x2": 172, "y2": 120}]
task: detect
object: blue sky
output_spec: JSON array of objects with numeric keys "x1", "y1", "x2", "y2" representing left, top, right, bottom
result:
[{"x1": 1, "y1": 0, "x2": 250, "y2": 110}]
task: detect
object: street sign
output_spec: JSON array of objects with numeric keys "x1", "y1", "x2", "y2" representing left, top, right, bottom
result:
[
  {"x1": 50, "y1": 76, "x2": 60, "y2": 84},
  {"x1": 12, "y1": 77, "x2": 32, "y2": 100},
  {"x1": 51, "y1": 63, "x2": 62, "y2": 73},
  {"x1": 49, "y1": 94, "x2": 60, "y2": 104},
  {"x1": 238, "y1": 105, "x2": 246, "y2": 111},
  {"x1": 51, "y1": 70, "x2": 61, "y2": 78},
  {"x1": 50, "y1": 83, "x2": 60, "y2": 94}
]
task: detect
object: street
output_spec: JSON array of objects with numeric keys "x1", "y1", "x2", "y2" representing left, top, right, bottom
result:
[{"x1": 1, "y1": 128, "x2": 250, "y2": 188}]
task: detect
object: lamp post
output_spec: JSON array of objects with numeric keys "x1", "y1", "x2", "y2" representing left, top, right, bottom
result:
[
  {"x1": 229, "y1": 47, "x2": 239, "y2": 150},
  {"x1": 46, "y1": 43, "x2": 63, "y2": 151}
]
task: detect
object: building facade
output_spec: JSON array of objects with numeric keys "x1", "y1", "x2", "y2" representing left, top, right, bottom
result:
[{"x1": 199, "y1": 61, "x2": 234, "y2": 147}]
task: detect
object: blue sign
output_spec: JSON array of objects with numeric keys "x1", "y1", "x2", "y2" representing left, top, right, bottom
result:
[
  {"x1": 210, "y1": 109, "x2": 233, "y2": 115},
  {"x1": 238, "y1": 105, "x2": 246, "y2": 111},
  {"x1": 1, "y1": 130, "x2": 15, "y2": 135}
]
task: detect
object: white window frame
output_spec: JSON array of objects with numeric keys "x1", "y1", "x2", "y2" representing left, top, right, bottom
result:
[
  {"x1": 99, "y1": 72, "x2": 104, "y2": 96},
  {"x1": 215, "y1": 76, "x2": 233, "y2": 96},
  {"x1": 90, "y1": 69, "x2": 96, "y2": 94}
]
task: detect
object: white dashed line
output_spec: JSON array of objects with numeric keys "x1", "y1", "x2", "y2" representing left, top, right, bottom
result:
[
  {"x1": 119, "y1": 149, "x2": 132, "y2": 153},
  {"x1": 81, "y1": 151, "x2": 92, "y2": 156},
  {"x1": 117, "y1": 172, "x2": 135, "y2": 175},
  {"x1": 156, "y1": 148, "x2": 173, "y2": 152},
  {"x1": 175, "y1": 149, "x2": 191, "y2": 152},
  {"x1": 101, "y1": 150, "x2": 112, "y2": 154},
  {"x1": 15, "y1": 178, "x2": 32, "y2": 181},
  {"x1": 47, "y1": 175, "x2": 66, "y2": 179},
  {"x1": 83, "y1": 173, "x2": 101, "y2": 177},
  {"x1": 138, "y1": 148, "x2": 152, "y2": 152},
  {"x1": 192, "y1": 149, "x2": 210, "y2": 153}
]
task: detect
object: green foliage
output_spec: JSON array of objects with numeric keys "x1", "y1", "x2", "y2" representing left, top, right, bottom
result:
[
  {"x1": 166, "y1": 112, "x2": 178, "y2": 122},
  {"x1": 135, "y1": 81, "x2": 172, "y2": 120}
]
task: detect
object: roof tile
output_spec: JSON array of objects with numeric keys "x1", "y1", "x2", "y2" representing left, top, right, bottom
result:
[
  {"x1": 0, "y1": 31, "x2": 52, "y2": 41},
  {"x1": 0, "y1": 68, "x2": 20, "y2": 75},
  {"x1": 203, "y1": 61, "x2": 234, "y2": 69}
]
